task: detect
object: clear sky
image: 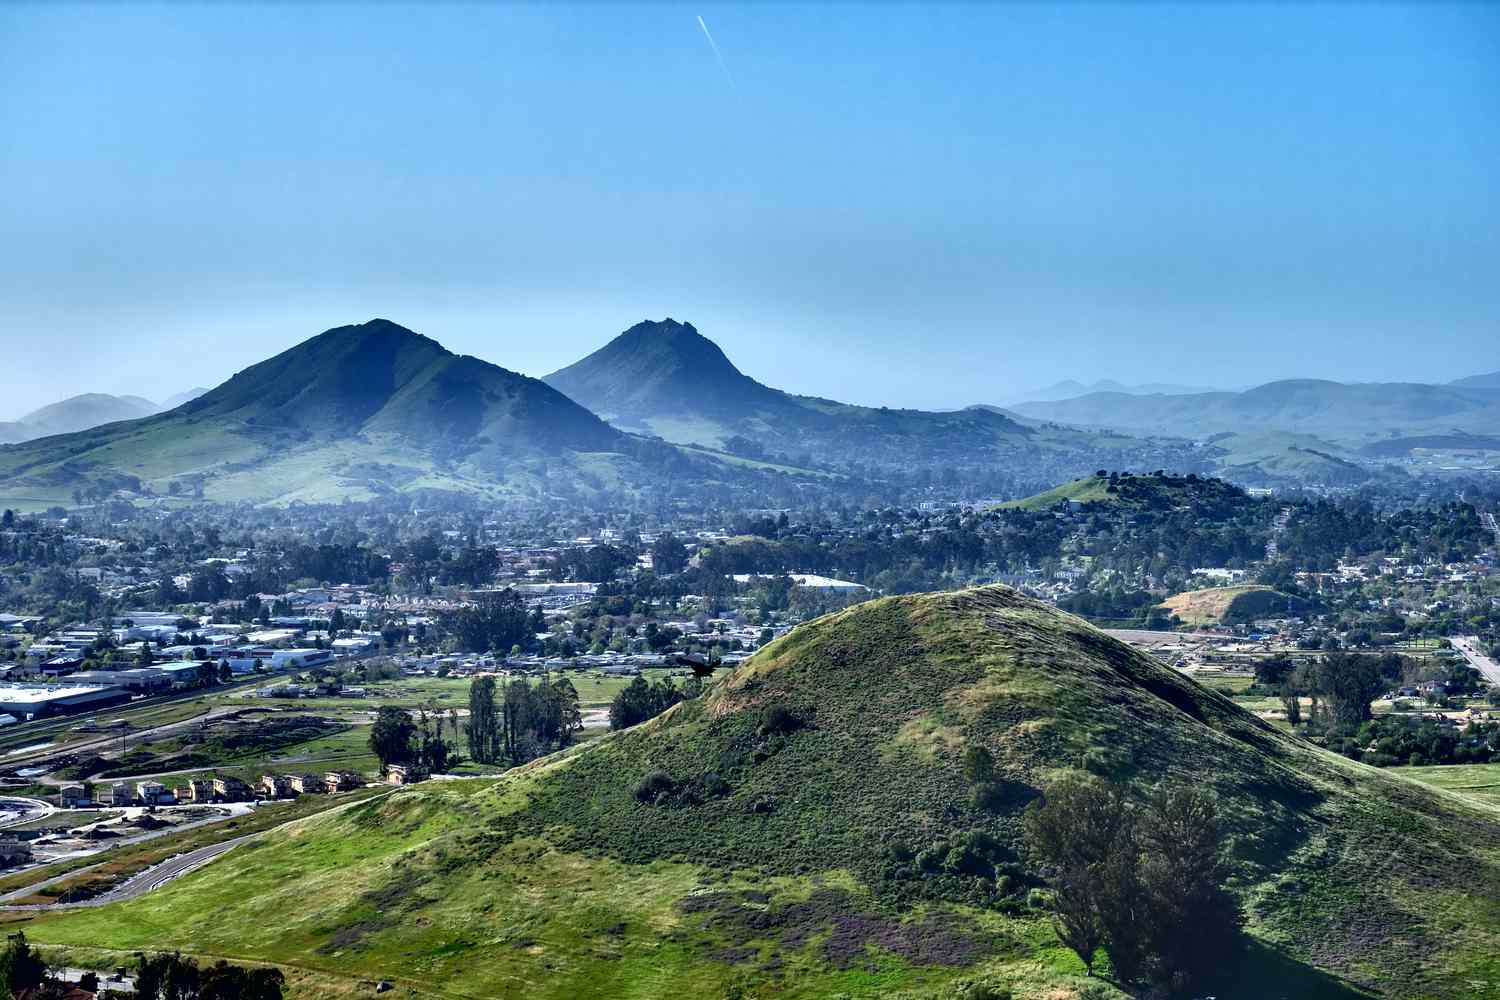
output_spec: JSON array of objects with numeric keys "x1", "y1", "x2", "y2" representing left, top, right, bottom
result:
[{"x1": 1, "y1": 2, "x2": 1496, "y2": 416}]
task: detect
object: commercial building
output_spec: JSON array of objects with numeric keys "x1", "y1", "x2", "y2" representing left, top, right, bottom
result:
[
  {"x1": 69, "y1": 668, "x2": 171, "y2": 694},
  {"x1": 0, "y1": 683, "x2": 130, "y2": 720}
]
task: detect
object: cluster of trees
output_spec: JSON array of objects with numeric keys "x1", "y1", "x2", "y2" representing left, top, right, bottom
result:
[
  {"x1": 135, "y1": 951, "x2": 285, "y2": 1000},
  {"x1": 555, "y1": 544, "x2": 635, "y2": 582},
  {"x1": 1278, "y1": 500, "x2": 1488, "y2": 568},
  {"x1": 368, "y1": 704, "x2": 459, "y2": 773},
  {"x1": 466, "y1": 674, "x2": 582, "y2": 765},
  {"x1": 441, "y1": 591, "x2": 542, "y2": 655},
  {"x1": 1023, "y1": 778, "x2": 1240, "y2": 994},
  {"x1": 609, "y1": 674, "x2": 697, "y2": 730},
  {"x1": 0, "y1": 934, "x2": 284, "y2": 1000},
  {"x1": 1333, "y1": 715, "x2": 1499, "y2": 767},
  {"x1": 1262, "y1": 651, "x2": 1482, "y2": 736}
]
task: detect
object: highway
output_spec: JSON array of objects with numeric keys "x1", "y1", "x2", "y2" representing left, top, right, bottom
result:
[{"x1": 1452, "y1": 635, "x2": 1500, "y2": 688}]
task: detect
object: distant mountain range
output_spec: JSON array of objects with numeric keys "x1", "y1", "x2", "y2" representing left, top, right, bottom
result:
[
  {"x1": 0, "y1": 318, "x2": 1493, "y2": 508},
  {"x1": 1011, "y1": 378, "x2": 1500, "y2": 445},
  {"x1": 1007, "y1": 378, "x2": 1221, "y2": 404},
  {"x1": 0, "y1": 388, "x2": 213, "y2": 445},
  {"x1": 0, "y1": 393, "x2": 159, "y2": 444},
  {"x1": 1451, "y1": 369, "x2": 1500, "y2": 390}
]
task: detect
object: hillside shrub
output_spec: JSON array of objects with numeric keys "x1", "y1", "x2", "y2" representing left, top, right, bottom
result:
[
  {"x1": 758, "y1": 705, "x2": 803, "y2": 736},
  {"x1": 634, "y1": 770, "x2": 676, "y2": 803}
]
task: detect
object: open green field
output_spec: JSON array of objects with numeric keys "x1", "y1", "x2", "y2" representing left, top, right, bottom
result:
[{"x1": 1402, "y1": 762, "x2": 1500, "y2": 806}]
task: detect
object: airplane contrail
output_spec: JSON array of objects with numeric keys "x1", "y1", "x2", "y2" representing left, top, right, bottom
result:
[{"x1": 696, "y1": 15, "x2": 738, "y2": 94}]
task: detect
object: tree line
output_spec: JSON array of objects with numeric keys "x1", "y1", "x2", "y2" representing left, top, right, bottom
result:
[{"x1": 466, "y1": 674, "x2": 582, "y2": 765}]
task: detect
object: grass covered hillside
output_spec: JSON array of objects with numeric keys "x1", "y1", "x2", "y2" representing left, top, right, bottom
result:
[
  {"x1": 14, "y1": 587, "x2": 1500, "y2": 999},
  {"x1": 0, "y1": 320, "x2": 721, "y2": 507},
  {"x1": 1000, "y1": 471, "x2": 1249, "y2": 514}
]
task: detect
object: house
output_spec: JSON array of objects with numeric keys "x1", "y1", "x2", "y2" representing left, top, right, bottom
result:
[
  {"x1": 385, "y1": 764, "x2": 428, "y2": 786},
  {"x1": 260, "y1": 774, "x2": 295, "y2": 799},
  {"x1": 109, "y1": 783, "x2": 132, "y2": 806},
  {"x1": 136, "y1": 781, "x2": 172, "y2": 806},
  {"x1": 183, "y1": 778, "x2": 214, "y2": 803},
  {"x1": 290, "y1": 774, "x2": 324, "y2": 794},
  {"x1": 212, "y1": 776, "x2": 252, "y2": 802},
  {"x1": 59, "y1": 784, "x2": 89, "y2": 808},
  {"x1": 324, "y1": 771, "x2": 364, "y2": 793}
]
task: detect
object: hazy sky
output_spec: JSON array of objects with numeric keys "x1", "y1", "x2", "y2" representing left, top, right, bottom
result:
[{"x1": 1, "y1": 3, "x2": 1497, "y2": 416}]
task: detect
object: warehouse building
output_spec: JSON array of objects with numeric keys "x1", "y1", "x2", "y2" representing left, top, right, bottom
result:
[{"x1": 0, "y1": 683, "x2": 131, "y2": 720}]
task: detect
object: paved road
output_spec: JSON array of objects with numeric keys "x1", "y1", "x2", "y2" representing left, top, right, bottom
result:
[
  {"x1": 0, "y1": 802, "x2": 257, "y2": 898},
  {"x1": 0, "y1": 836, "x2": 250, "y2": 910},
  {"x1": 0, "y1": 790, "x2": 388, "y2": 910},
  {"x1": 0, "y1": 796, "x2": 55, "y2": 830},
  {"x1": 1452, "y1": 635, "x2": 1500, "y2": 688}
]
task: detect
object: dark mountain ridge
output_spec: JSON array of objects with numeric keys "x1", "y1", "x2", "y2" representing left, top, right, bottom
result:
[
  {"x1": 0, "y1": 320, "x2": 641, "y2": 505},
  {"x1": 543, "y1": 319, "x2": 1182, "y2": 480}
]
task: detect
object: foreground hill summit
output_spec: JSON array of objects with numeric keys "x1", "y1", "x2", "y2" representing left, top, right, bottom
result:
[{"x1": 17, "y1": 586, "x2": 1500, "y2": 998}]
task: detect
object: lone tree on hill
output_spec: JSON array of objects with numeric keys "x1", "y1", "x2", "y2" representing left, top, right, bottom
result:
[{"x1": 1023, "y1": 777, "x2": 1240, "y2": 992}]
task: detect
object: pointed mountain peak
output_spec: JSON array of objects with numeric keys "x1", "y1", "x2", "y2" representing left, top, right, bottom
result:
[
  {"x1": 544, "y1": 318, "x2": 781, "y2": 429},
  {"x1": 604, "y1": 318, "x2": 743, "y2": 378}
]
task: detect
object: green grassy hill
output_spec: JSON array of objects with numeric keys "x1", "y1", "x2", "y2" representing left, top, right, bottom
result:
[
  {"x1": 14, "y1": 586, "x2": 1500, "y2": 998},
  {"x1": 1000, "y1": 471, "x2": 1249, "y2": 513},
  {"x1": 0, "y1": 320, "x2": 719, "y2": 507}
]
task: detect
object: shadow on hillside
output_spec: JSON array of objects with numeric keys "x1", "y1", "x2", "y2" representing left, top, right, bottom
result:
[{"x1": 1203, "y1": 938, "x2": 1374, "y2": 1000}]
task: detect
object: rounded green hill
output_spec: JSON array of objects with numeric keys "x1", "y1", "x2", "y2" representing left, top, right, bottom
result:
[{"x1": 14, "y1": 586, "x2": 1500, "y2": 998}]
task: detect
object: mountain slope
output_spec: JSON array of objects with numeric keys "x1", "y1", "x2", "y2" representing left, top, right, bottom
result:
[
  {"x1": 159, "y1": 387, "x2": 210, "y2": 409},
  {"x1": 19, "y1": 586, "x2": 1500, "y2": 998},
  {"x1": 1013, "y1": 379, "x2": 1500, "y2": 444},
  {"x1": 0, "y1": 320, "x2": 643, "y2": 506}
]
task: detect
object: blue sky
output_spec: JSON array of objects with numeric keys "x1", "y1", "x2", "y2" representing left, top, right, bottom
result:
[{"x1": 1, "y1": 3, "x2": 1496, "y2": 415}]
